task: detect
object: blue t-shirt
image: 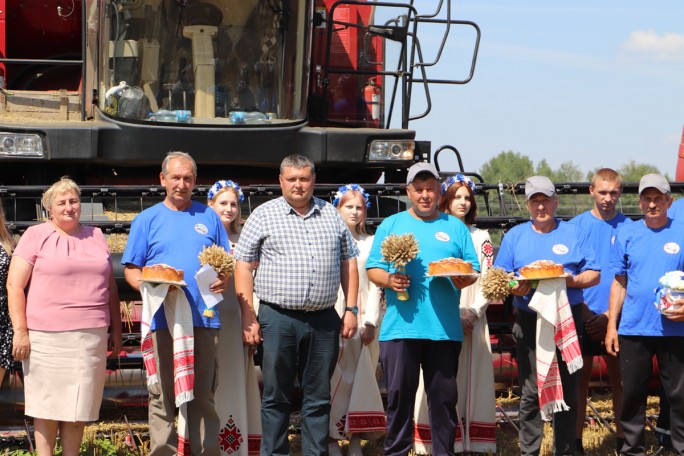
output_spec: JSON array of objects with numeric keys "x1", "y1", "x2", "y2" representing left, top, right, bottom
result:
[
  {"x1": 366, "y1": 211, "x2": 480, "y2": 342},
  {"x1": 122, "y1": 201, "x2": 230, "y2": 330},
  {"x1": 670, "y1": 198, "x2": 684, "y2": 221},
  {"x1": 494, "y1": 219, "x2": 600, "y2": 312},
  {"x1": 569, "y1": 211, "x2": 633, "y2": 314},
  {"x1": 611, "y1": 219, "x2": 684, "y2": 337}
]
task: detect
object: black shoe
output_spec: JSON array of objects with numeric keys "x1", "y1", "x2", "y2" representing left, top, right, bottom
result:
[{"x1": 575, "y1": 438, "x2": 585, "y2": 455}]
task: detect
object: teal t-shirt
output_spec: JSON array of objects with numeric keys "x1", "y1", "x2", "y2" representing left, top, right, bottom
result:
[{"x1": 366, "y1": 211, "x2": 480, "y2": 342}]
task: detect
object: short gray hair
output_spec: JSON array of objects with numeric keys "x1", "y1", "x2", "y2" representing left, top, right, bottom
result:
[
  {"x1": 280, "y1": 154, "x2": 315, "y2": 175},
  {"x1": 42, "y1": 176, "x2": 80, "y2": 211},
  {"x1": 162, "y1": 151, "x2": 197, "y2": 177}
]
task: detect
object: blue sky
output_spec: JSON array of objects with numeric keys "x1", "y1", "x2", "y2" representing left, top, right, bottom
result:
[{"x1": 389, "y1": 1, "x2": 684, "y2": 180}]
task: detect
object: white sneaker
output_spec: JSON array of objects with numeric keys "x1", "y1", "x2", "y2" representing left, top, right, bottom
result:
[
  {"x1": 348, "y1": 437, "x2": 363, "y2": 456},
  {"x1": 328, "y1": 441, "x2": 343, "y2": 456}
]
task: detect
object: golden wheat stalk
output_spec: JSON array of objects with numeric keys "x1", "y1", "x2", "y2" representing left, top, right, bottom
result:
[{"x1": 198, "y1": 244, "x2": 235, "y2": 278}]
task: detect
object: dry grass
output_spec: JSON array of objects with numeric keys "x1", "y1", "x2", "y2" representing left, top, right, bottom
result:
[{"x1": 0, "y1": 394, "x2": 673, "y2": 455}]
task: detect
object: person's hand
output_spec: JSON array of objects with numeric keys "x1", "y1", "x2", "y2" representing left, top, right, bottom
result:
[
  {"x1": 585, "y1": 312, "x2": 609, "y2": 342},
  {"x1": 605, "y1": 326, "x2": 619, "y2": 356},
  {"x1": 386, "y1": 272, "x2": 410, "y2": 293},
  {"x1": 341, "y1": 312, "x2": 357, "y2": 339},
  {"x1": 360, "y1": 323, "x2": 376, "y2": 345},
  {"x1": 108, "y1": 330, "x2": 123, "y2": 358},
  {"x1": 450, "y1": 274, "x2": 477, "y2": 290},
  {"x1": 12, "y1": 329, "x2": 30, "y2": 361},
  {"x1": 664, "y1": 299, "x2": 684, "y2": 322},
  {"x1": 242, "y1": 310, "x2": 262, "y2": 346},
  {"x1": 210, "y1": 273, "x2": 229, "y2": 294},
  {"x1": 460, "y1": 312, "x2": 477, "y2": 336},
  {"x1": 510, "y1": 280, "x2": 532, "y2": 296}
]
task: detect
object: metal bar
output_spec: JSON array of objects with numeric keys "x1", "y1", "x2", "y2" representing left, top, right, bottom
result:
[
  {"x1": 586, "y1": 399, "x2": 616, "y2": 434},
  {"x1": 0, "y1": 59, "x2": 82, "y2": 65}
]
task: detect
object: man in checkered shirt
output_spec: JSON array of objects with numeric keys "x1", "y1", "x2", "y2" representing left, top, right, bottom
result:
[{"x1": 234, "y1": 154, "x2": 359, "y2": 456}]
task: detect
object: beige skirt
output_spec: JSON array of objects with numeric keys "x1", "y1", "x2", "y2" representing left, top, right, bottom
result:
[{"x1": 23, "y1": 327, "x2": 108, "y2": 422}]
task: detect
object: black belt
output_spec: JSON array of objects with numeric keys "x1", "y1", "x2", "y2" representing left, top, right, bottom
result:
[{"x1": 260, "y1": 301, "x2": 331, "y2": 313}]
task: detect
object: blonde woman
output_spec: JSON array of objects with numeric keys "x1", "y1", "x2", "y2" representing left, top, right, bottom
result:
[
  {"x1": 7, "y1": 177, "x2": 121, "y2": 456},
  {"x1": 328, "y1": 184, "x2": 384, "y2": 456},
  {"x1": 208, "y1": 180, "x2": 262, "y2": 456},
  {"x1": 0, "y1": 201, "x2": 16, "y2": 385},
  {"x1": 413, "y1": 174, "x2": 496, "y2": 454}
]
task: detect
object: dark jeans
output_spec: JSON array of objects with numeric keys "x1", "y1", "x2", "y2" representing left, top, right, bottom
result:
[
  {"x1": 515, "y1": 305, "x2": 583, "y2": 456},
  {"x1": 380, "y1": 339, "x2": 461, "y2": 456},
  {"x1": 258, "y1": 302, "x2": 340, "y2": 456},
  {"x1": 618, "y1": 335, "x2": 684, "y2": 456}
]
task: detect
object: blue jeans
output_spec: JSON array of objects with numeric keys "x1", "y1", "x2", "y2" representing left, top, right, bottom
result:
[{"x1": 258, "y1": 302, "x2": 340, "y2": 456}]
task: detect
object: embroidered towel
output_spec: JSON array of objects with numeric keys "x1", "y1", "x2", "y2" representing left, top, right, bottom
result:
[{"x1": 528, "y1": 278, "x2": 582, "y2": 420}]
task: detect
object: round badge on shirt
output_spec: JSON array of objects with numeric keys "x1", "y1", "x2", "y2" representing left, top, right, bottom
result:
[
  {"x1": 435, "y1": 232, "x2": 450, "y2": 242},
  {"x1": 195, "y1": 223, "x2": 209, "y2": 235},
  {"x1": 552, "y1": 244, "x2": 569, "y2": 255},
  {"x1": 664, "y1": 242, "x2": 681, "y2": 254}
]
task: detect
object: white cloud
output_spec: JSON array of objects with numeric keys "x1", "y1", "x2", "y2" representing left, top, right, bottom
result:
[{"x1": 621, "y1": 29, "x2": 684, "y2": 62}]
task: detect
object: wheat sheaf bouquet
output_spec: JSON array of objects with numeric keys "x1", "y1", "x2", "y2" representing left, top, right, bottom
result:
[
  {"x1": 380, "y1": 233, "x2": 419, "y2": 301},
  {"x1": 480, "y1": 266, "x2": 516, "y2": 302},
  {"x1": 198, "y1": 244, "x2": 235, "y2": 278}
]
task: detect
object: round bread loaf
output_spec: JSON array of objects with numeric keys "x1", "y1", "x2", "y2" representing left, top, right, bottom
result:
[
  {"x1": 141, "y1": 264, "x2": 185, "y2": 282},
  {"x1": 428, "y1": 257, "x2": 474, "y2": 276},
  {"x1": 519, "y1": 260, "x2": 564, "y2": 279}
]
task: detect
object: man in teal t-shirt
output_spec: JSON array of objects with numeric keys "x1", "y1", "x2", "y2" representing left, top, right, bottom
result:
[{"x1": 367, "y1": 162, "x2": 479, "y2": 456}]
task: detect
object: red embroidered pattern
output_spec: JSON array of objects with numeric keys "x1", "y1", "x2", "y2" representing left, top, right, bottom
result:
[
  {"x1": 414, "y1": 424, "x2": 432, "y2": 444},
  {"x1": 218, "y1": 415, "x2": 244, "y2": 454},
  {"x1": 247, "y1": 434, "x2": 261, "y2": 455},
  {"x1": 469, "y1": 421, "x2": 496, "y2": 442},
  {"x1": 347, "y1": 412, "x2": 386, "y2": 432},
  {"x1": 482, "y1": 240, "x2": 494, "y2": 267}
]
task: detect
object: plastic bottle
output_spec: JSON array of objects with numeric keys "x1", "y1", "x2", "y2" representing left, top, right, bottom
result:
[{"x1": 149, "y1": 110, "x2": 192, "y2": 123}]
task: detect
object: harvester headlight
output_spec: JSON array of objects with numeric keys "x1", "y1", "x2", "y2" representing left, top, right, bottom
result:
[
  {"x1": 368, "y1": 140, "x2": 415, "y2": 161},
  {"x1": 0, "y1": 133, "x2": 44, "y2": 157}
]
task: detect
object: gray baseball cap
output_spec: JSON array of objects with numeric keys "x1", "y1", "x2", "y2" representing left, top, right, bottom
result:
[
  {"x1": 638, "y1": 173, "x2": 670, "y2": 195},
  {"x1": 406, "y1": 161, "x2": 439, "y2": 185},
  {"x1": 525, "y1": 175, "x2": 556, "y2": 200}
]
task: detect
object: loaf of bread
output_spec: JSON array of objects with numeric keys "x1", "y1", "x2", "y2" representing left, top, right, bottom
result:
[
  {"x1": 428, "y1": 257, "x2": 474, "y2": 276},
  {"x1": 519, "y1": 260, "x2": 564, "y2": 279},
  {"x1": 141, "y1": 264, "x2": 185, "y2": 283}
]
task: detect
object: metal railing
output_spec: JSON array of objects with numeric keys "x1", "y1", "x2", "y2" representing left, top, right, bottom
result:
[{"x1": 3, "y1": 181, "x2": 683, "y2": 234}]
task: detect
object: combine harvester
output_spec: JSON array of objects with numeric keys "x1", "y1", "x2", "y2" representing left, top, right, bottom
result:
[{"x1": 0, "y1": 0, "x2": 679, "y2": 424}]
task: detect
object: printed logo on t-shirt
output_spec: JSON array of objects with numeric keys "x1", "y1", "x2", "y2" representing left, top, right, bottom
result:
[
  {"x1": 195, "y1": 223, "x2": 209, "y2": 235},
  {"x1": 435, "y1": 232, "x2": 450, "y2": 242},
  {"x1": 552, "y1": 244, "x2": 569, "y2": 255},
  {"x1": 664, "y1": 242, "x2": 680, "y2": 254}
]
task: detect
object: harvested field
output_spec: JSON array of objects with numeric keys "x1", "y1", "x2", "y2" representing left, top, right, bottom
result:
[{"x1": 0, "y1": 393, "x2": 674, "y2": 455}]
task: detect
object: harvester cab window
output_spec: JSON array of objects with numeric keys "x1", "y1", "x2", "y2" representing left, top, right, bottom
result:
[{"x1": 99, "y1": 0, "x2": 310, "y2": 125}]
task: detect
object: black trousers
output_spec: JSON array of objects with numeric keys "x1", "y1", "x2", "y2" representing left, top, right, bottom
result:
[
  {"x1": 618, "y1": 335, "x2": 684, "y2": 456},
  {"x1": 514, "y1": 305, "x2": 583, "y2": 456},
  {"x1": 380, "y1": 339, "x2": 461, "y2": 456}
]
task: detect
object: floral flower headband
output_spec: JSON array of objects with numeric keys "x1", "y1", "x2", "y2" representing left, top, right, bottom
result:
[
  {"x1": 441, "y1": 173, "x2": 476, "y2": 195},
  {"x1": 208, "y1": 180, "x2": 244, "y2": 202},
  {"x1": 333, "y1": 184, "x2": 371, "y2": 208}
]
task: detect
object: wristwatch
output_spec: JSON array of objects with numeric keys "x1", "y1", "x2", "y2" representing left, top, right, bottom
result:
[{"x1": 345, "y1": 306, "x2": 359, "y2": 316}]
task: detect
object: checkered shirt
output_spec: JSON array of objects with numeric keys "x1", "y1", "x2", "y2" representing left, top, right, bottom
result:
[{"x1": 234, "y1": 196, "x2": 359, "y2": 311}]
